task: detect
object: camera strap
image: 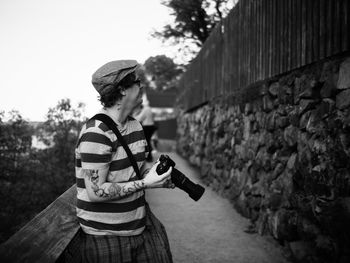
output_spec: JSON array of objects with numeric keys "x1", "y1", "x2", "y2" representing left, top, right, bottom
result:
[{"x1": 91, "y1": 113, "x2": 142, "y2": 180}]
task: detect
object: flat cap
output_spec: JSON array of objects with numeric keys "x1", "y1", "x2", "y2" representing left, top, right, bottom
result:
[{"x1": 92, "y1": 60, "x2": 139, "y2": 94}]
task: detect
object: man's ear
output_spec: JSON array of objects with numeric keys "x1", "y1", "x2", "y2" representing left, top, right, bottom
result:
[{"x1": 120, "y1": 87, "x2": 126, "y2": 96}]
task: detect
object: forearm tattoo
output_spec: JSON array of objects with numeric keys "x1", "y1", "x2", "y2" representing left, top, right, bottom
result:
[
  {"x1": 122, "y1": 181, "x2": 145, "y2": 195},
  {"x1": 83, "y1": 169, "x2": 145, "y2": 199}
]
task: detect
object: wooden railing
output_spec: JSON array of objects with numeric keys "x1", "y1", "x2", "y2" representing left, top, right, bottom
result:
[{"x1": 0, "y1": 185, "x2": 80, "y2": 263}]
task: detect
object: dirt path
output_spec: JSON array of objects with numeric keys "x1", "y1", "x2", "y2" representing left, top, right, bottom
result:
[{"x1": 145, "y1": 152, "x2": 290, "y2": 263}]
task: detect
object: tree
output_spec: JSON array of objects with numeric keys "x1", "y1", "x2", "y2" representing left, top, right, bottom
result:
[
  {"x1": 152, "y1": 0, "x2": 236, "y2": 61},
  {"x1": 0, "y1": 110, "x2": 33, "y2": 181},
  {"x1": 0, "y1": 110, "x2": 36, "y2": 242},
  {"x1": 0, "y1": 100, "x2": 87, "y2": 243},
  {"x1": 37, "y1": 98, "x2": 87, "y2": 194},
  {"x1": 143, "y1": 55, "x2": 183, "y2": 91}
]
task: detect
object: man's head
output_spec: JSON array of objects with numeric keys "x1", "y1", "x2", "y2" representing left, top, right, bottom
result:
[{"x1": 91, "y1": 60, "x2": 141, "y2": 107}]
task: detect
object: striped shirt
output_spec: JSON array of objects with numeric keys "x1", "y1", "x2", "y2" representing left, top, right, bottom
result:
[{"x1": 75, "y1": 115, "x2": 148, "y2": 236}]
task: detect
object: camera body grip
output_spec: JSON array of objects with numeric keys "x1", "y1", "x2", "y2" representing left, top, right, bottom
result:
[{"x1": 156, "y1": 155, "x2": 175, "y2": 175}]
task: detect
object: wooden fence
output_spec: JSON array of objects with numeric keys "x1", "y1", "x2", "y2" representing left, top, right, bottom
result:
[{"x1": 177, "y1": 0, "x2": 350, "y2": 111}]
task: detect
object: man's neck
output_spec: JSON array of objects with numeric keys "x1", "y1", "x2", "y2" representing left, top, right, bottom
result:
[{"x1": 104, "y1": 103, "x2": 132, "y2": 126}]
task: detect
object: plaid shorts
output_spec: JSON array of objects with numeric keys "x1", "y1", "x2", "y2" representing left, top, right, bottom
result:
[{"x1": 80, "y1": 204, "x2": 173, "y2": 263}]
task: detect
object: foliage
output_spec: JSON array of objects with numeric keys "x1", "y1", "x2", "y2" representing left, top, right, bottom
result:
[
  {"x1": 0, "y1": 111, "x2": 36, "y2": 242},
  {"x1": 143, "y1": 55, "x2": 183, "y2": 91},
  {"x1": 37, "y1": 98, "x2": 87, "y2": 194},
  {"x1": 152, "y1": 0, "x2": 236, "y2": 62},
  {"x1": 0, "y1": 110, "x2": 33, "y2": 182},
  {"x1": 0, "y1": 99, "x2": 87, "y2": 243}
]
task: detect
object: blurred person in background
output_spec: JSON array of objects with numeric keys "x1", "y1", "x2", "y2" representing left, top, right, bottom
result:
[{"x1": 135, "y1": 96, "x2": 157, "y2": 162}]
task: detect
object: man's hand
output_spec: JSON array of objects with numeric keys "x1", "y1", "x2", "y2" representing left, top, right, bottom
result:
[{"x1": 143, "y1": 161, "x2": 175, "y2": 189}]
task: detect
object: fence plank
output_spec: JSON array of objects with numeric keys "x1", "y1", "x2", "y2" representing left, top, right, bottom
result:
[
  {"x1": 306, "y1": 0, "x2": 312, "y2": 64},
  {"x1": 326, "y1": 0, "x2": 333, "y2": 57},
  {"x1": 262, "y1": 0, "x2": 267, "y2": 79},
  {"x1": 319, "y1": 0, "x2": 326, "y2": 59},
  {"x1": 233, "y1": 6, "x2": 239, "y2": 92},
  {"x1": 287, "y1": 0, "x2": 291, "y2": 70},
  {"x1": 343, "y1": 0, "x2": 350, "y2": 51},
  {"x1": 238, "y1": 0, "x2": 242, "y2": 88},
  {"x1": 301, "y1": 0, "x2": 307, "y2": 65},
  {"x1": 268, "y1": 0, "x2": 273, "y2": 76},
  {"x1": 271, "y1": 0, "x2": 276, "y2": 75},
  {"x1": 281, "y1": 0, "x2": 286, "y2": 73},
  {"x1": 260, "y1": 0, "x2": 264, "y2": 80},
  {"x1": 313, "y1": 0, "x2": 320, "y2": 61},
  {"x1": 242, "y1": 0, "x2": 248, "y2": 88},
  {"x1": 334, "y1": 0, "x2": 341, "y2": 54},
  {"x1": 290, "y1": 0, "x2": 296, "y2": 69}
]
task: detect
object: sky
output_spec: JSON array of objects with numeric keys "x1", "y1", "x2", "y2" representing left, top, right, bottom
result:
[{"x1": 0, "y1": 0, "x2": 177, "y2": 121}]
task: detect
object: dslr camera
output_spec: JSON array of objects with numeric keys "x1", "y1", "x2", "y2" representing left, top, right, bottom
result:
[{"x1": 156, "y1": 155, "x2": 205, "y2": 201}]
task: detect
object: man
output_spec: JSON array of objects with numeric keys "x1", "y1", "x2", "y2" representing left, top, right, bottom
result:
[{"x1": 75, "y1": 60, "x2": 174, "y2": 262}]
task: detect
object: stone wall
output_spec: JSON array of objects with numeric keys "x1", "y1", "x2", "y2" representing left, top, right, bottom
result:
[{"x1": 176, "y1": 56, "x2": 350, "y2": 263}]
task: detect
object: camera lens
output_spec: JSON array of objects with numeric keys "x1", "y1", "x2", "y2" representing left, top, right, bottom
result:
[{"x1": 156, "y1": 155, "x2": 205, "y2": 201}]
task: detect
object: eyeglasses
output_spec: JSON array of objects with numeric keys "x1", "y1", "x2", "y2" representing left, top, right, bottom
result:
[{"x1": 133, "y1": 79, "x2": 141, "y2": 87}]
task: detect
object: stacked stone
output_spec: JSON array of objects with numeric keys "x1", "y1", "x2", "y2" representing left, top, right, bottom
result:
[{"x1": 176, "y1": 57, "x2": 350, "y2": 262}]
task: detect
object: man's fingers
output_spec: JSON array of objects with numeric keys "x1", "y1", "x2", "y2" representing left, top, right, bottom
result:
[
  {"x1": 162, "y1": 178, "x2": 175, "y2": 188},
  {"x1": 167, "y1": 181, "x2": 175, "y2": 188},
  {"x1": 149, "y1": 161, "x2": 160, "y2": 172},
  {"x1": 158, "y1": 166, "x2": 172, "y2": 180}
]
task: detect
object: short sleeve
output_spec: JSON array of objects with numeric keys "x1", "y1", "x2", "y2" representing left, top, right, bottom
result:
[{"x1": 78, "y1": 125, "x2": 113, "y2": 170}]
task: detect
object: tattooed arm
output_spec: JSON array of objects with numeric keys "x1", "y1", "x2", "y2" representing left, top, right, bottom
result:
[
  {"x1": 83, "y1": 163, "x2": 173, "y2": 202},
  {"x1": 83, "y1": 167, "x2": 145, "y2": 202}
]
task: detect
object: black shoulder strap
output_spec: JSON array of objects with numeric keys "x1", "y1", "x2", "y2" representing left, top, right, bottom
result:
[{"x1": 91, "y1": 113, "x2": 142, "y2": 180}]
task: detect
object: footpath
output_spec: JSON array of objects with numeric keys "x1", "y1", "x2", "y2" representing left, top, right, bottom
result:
[{"x1": 145, "y1": 150, "x2": 290, "y2": 263}]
